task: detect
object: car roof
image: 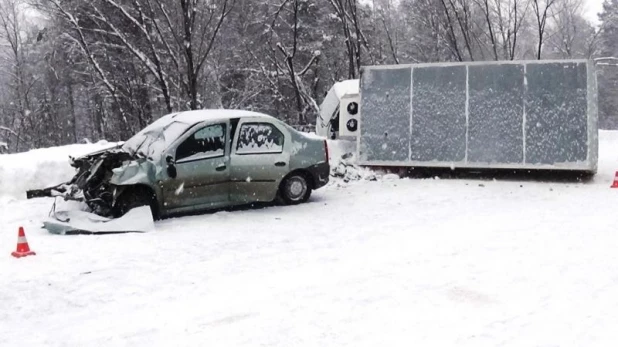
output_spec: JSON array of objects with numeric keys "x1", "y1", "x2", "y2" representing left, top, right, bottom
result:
[{"x1": 168, "y1": 109, "x2": 276, "y2": 125}]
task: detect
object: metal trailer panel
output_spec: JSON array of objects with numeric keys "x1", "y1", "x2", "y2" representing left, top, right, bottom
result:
[
  {"x1": 411, "y1": 65, "x2": 467, "y2": 162},
  {"x1": 357, "y1": 60, "x2": 598, "y2": 172},
  {"x1": 358, "y1": 67, "x2": 411, "y2": 162},
  {"x1": 468, "y1": 64, "x2": 524, "y2": 164},
  {"x1": 588, "y1": 59, "x2": 599, "y2": 172},
  {"x1": 525, "y1": 62, "x2": 588, "y2": 165}
]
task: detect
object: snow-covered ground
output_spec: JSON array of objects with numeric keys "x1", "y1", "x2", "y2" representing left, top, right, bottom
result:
[{"x1": 2, "y1": 133, "x2": 618, "y2": 346}]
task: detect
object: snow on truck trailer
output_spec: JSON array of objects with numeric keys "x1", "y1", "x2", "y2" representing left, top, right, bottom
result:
[{"x1": 319, "y1": 59, "x2": 599, "y2": 174}]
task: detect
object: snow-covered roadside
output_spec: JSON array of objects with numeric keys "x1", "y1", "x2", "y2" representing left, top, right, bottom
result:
[
  {"x1": 2, "y1": 133, "x2": 618, "y2": 346},
  {"x1": 2, "y1": 131, "x2": 617, "y2": 203},
  {"x1": 0, "y1": 141, "x2": 120, "y2": 202},
  {"x1": 0, "y1": 137, "x2": 360, "y2": 204}
]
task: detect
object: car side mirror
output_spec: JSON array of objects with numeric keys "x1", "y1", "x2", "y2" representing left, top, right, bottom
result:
[
  {"x1": 166, "y1": 155, "x2": 177, "y2": 179},
  {"x1": 167, "y1": 163, "x2": 177, "y2": 179}
]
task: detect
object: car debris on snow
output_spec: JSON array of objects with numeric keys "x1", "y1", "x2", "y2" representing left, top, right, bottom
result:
[{"x1": 42, "y1": 206, "x2": 155, "y2": 235}]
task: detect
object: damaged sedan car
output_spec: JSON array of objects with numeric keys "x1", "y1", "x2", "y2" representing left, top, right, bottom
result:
[{"x1": 28, "y1": 110, "x2": 330, "y2": 220}]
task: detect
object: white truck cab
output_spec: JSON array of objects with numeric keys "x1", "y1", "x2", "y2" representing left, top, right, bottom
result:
[{"x1": 316, "y1": 79, "x2": 360, "y2": 140}]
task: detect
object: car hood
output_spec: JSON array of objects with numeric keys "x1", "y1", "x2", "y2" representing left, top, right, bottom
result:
[{"x1": 69, "y1": 143, "x2": 126, "y2": 167}]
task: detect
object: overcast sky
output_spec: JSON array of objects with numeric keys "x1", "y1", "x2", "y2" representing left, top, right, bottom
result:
[{"x1": 584, "y1": 0, "x2": 604, "y2": 25}]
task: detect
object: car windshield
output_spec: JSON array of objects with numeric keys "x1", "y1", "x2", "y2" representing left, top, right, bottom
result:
[{"x1": 122, "y1": 121, "x2": 192, "y2": 159}]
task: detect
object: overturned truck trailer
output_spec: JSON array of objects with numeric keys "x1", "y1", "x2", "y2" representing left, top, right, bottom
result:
[{"x1": 357, "y1": 59, "x2": 599, "y2": 174}]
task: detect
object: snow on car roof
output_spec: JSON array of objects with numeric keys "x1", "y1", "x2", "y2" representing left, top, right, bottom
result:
[
  {"x1": 169, "y1": 109, "x2": 275, "y2": 125},
  {"x1": 122, "y1": 109, "x2": 278, "y2": 158}
]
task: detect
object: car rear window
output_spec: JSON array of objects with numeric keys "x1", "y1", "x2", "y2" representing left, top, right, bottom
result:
[{"x1": 236, "y1": 123, "x2": 284, "y2": 154}]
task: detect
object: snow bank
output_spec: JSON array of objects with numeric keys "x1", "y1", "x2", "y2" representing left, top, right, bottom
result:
[
  {"x1": 0, "y1": 141, "x2": 120, "y2": 201},
  {"x1": 327, "y1": 139, "x2": 378, "y2": 182}
]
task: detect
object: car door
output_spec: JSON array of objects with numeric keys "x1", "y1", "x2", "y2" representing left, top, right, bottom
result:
[
  {"x1": 229, "y1": 120, "x2": 290, "y2": 204},
  {"x1": 161, "y1": 121, "x2": 230, "y2": 211}
]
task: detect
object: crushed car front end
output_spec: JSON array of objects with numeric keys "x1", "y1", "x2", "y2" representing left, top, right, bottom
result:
[
  {"x1": 26, "y1": 146, "x2": 137, "y2": 216},
  {"x1": 26, "y1": 117, "x2": 190, "y2": 218}
]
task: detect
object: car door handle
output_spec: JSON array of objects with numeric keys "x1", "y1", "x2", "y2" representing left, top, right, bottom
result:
[
  {"x1": 216, "y1": 165, "x2": 227, "y2": 171},
  {"x1": 275, "y1": 162, "x2": 286, "y2": 167}
]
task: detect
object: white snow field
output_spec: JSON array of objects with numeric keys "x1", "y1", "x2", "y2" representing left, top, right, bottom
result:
[{"x1": 2, "y1": 132, "x2": 618, "y2": 346}]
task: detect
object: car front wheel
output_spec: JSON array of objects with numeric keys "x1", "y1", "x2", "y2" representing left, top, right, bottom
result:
[
  {"x1": 113, "y1": 186, "x2": 159, "y2": 219},
  {"x1": 279, "y1": 173, "x2": 312, "y2": 205}
]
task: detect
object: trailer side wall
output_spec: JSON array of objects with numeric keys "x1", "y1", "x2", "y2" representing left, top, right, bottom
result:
[{"x1": 358, "y1": 60, "x2": 598, "y2": 172}]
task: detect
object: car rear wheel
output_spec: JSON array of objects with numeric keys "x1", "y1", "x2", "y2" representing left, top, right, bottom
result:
[
  {"x1": 113, "y1": 186, "x2": 159, "y2": 219},
  {"x1": 278, "y1": 173, "x2": 312, "y2": 205}
]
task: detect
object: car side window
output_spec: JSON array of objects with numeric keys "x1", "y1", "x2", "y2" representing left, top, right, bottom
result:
[
  {"x1": 176, "y1": 123, "x2": 226, "y2": 161},
  {"x1": 236, "y1": 123, "x2": 284, "y2": 154}
]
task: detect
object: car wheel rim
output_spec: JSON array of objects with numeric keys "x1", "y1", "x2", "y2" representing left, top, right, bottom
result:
[{"x1": 287, "y1": 177, "x2": 306, "y2": 200}]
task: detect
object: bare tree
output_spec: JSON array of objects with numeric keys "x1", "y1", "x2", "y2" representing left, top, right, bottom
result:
[
  {"x1": 375, "y1": 0, "x2": 402, "y2": 64},
  {"x1": 435, "y1": 0, "x2": 488, "y2": 61},
  {"x1": 327, "y1": 0, "x2": 371, "y2": 78},
  {"x1": 496, "y1": 0, "x2": 530, "y2": 59},
  {"x1": 43, "y1": 0, "x2": 234, "y2": 114},
  {"x1": 398, "y1": 0, "x2": 449, "y2": 62},
  {"x1": 0, "y1": 0, "x2": 34, "y2": 151},
  {"x1": 471, "y1": 0, "x2": 531, "y2": 60},
  {"x1": 546, "y1": 0, "x2": 598, "y2": 58},
  {"x1": 268, "y1": 0, "x2": 321, "y2": 124},
  {"x1": 46, "y1": 0, "x2": 133, "y2": 134},
  {"x1": 531, "y1": 0, "x2": 559, "y2": 59},
  {"x1": 473, "y1": 0, "x2": 499, "y2": 60}
]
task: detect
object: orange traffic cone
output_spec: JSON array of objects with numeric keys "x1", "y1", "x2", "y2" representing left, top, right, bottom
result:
[
  {"x1": 11, "y1": 227, "x2": 36, "y2": 258},
  {"x1": 612, "y1": 172, "x2": 618, "y2": 188}
]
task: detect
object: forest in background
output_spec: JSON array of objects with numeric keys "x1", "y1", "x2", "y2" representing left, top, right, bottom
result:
[{"x1": 0, "y1": 0, "x2": 617, "y2": 153}]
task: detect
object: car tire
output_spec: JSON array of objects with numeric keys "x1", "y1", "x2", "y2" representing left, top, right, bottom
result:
[
  {"x1": 113, "y1": 186, "x2": 159, "y2": 219},
  {"x1": 278, "y1": 173, "x2": 312, "y2": 205}
]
